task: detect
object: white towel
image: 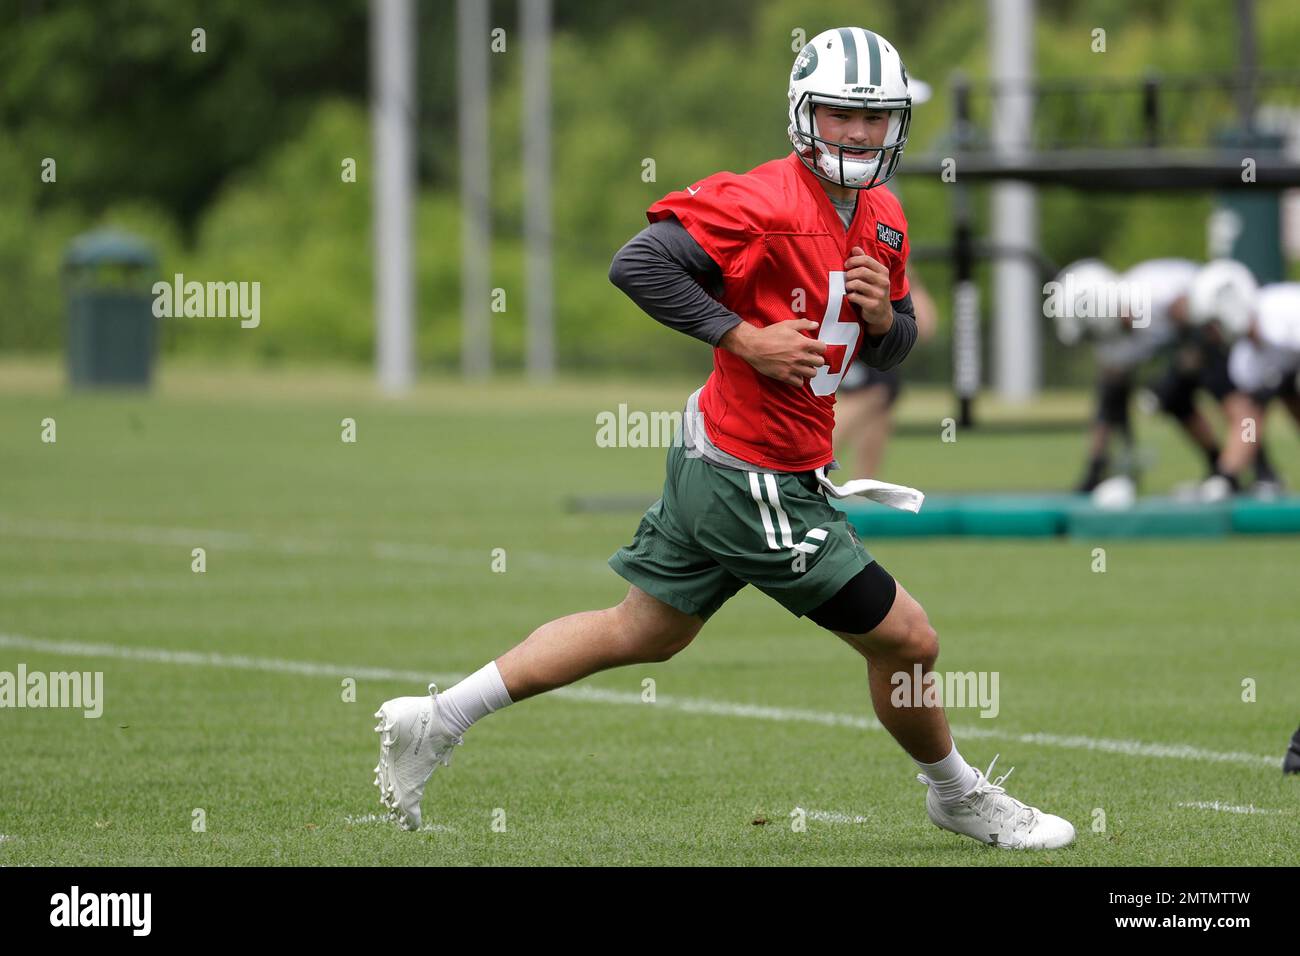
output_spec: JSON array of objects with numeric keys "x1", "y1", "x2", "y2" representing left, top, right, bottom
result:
[{"x1": 814, "y1": 467, "x2": 925, "y2": 514}]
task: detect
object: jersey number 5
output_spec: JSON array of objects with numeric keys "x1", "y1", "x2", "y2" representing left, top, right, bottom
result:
[{"x1": 808, "y1": 271, "x2": 859, "y2": 397}]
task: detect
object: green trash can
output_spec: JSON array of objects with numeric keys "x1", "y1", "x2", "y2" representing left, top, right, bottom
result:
[
  {"x1": 63, "y1": 230, "x2": 159, "y2": 389},
  {"x1": 1211, "y1": 128, "x2": 1285, "y2": 284}
]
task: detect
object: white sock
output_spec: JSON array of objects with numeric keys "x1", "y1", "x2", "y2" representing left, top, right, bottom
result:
[
  {"x1": 914, "y1": 740, "x2": 980, "y2": 806},
  {"x1": 435, "y1": 661, "x2": 513, "y2": 737}
]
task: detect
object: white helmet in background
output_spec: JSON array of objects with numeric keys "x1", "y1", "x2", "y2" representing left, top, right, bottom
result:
[
  {"x1": 788, "y1": 27, "x2": 912, "y2": 190},
  {"x1": 1188, "y1": 259, "x2": 1258, "y2": 340},
  {"x1": 1053, "y1": 259, "x2": 1121, "y2": 344}
]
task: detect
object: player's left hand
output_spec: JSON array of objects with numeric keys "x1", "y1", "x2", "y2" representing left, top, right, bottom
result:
[{"x1": 845, "y1": 246, "x2": 893, "y2": 332}]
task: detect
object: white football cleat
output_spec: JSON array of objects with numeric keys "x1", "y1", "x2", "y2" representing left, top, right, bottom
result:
[
  {"x1": 919, "y1": 755, "x2": 1076, "y2": 850},
  {"x1": 373, "y1": 684, "x2": 463, "y2": 831}
]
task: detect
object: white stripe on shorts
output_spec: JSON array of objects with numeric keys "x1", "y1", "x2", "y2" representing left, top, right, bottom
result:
[
  {"x1": 763, "y1": 474, "x2": 795, "y2": 549},
  {"x1": 747, "y1": 472, "x2": 779, "y2": 550}
]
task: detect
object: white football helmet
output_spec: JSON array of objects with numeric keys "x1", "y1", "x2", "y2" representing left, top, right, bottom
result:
[
  {"x1": 1188, "y1": 259, "x2": 1258, "y2": 340},
  {"x1": 788, "y1": 27, "x2": 912, "y2": 190},
  {"x1": 1052, "y1": 259, "x2": 1121, "y2": 344}
]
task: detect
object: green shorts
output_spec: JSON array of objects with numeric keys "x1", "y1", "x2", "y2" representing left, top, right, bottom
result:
[{"x1": 608, "y1": 439, "x2": 874, "y2": 621}]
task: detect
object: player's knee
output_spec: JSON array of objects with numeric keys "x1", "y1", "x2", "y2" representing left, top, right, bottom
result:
[
  {"x1": 613, "y1": 591, "x2": 701, "y2": 663},
  {"x1": 630, "y1": 616, "x2": 699, "y2": 662},
  {"x1": 908, "y1": 619, "x2": 940, "y2": 667},
  {"x1": 880, "y1": 606, "x2": 938, "y2": 666},
  {"x1": 645, "y1": 627, "x2": 695, "y2": 662}
]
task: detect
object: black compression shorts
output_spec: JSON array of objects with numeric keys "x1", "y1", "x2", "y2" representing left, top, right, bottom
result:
[{"x1": 806, "y1": 560, "x2": 898, "y2": 635}]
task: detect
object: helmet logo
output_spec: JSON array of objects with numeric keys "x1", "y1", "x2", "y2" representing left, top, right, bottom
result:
[{"x1": 792, "y1": 44, "x2": 818, "y2": 81}]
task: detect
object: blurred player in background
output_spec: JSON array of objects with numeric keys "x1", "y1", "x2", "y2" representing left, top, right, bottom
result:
[
  {"x1": 1054, "y1": 257, "x2": 1282, "y2": 495},
  {"x1": 1153, "y1": 261, "x2": 1284, "y2": 498},
  {"x1": 1188, "y1": 263, "x2": 1300, "y2": 500},
  {"x1": 1055, "y1": 258, "x2": 1189, "y2": 492}
]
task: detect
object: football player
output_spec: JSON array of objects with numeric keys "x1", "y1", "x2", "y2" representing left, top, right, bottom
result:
[
  {"x1": 1054, "y1": 257, "x2": 1280, "y2": 494},
  {"x1": 1052, "y1": 258, "x2": 1157, "y2": 493},
  {"x1": 373, "y1": 27, "x2": 1074, "y2": 850},
  {"x1": 1150, "y1": 261, "x2": 1283, "y2": 497},
  {"x1": 1188, "y1": 262, "x2": 1300, "y2": 499}
]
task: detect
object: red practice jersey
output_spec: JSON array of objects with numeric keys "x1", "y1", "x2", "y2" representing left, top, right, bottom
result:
[{"x1": 647, "y1": 151, "x2": 910, "y2": 471}]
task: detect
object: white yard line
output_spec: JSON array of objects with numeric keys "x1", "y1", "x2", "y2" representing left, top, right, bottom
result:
[
  {"x1": 0, "y1": 517, "x2": 609, "y2": 576},
  {"x1": 796, "y1": 808, "x2": 871, "y2": 825},
  {"x1": 0, "y1": 632, "x2": 1280, "y2": 770},
  {"x1": 1175, "y1": 801, "x2": 1290, "y2": 815},
  {"x1": 0, "y1": 632, "x2": 445, "y2": 684}
]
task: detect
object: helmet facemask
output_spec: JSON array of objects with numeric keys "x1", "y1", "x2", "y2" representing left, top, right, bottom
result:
[{"x1": 792, "y1": 92, "x2": 911, "y2": 190}]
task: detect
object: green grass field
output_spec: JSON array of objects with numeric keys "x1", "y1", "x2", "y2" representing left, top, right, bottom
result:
[{"x1": 2, "y1": 357, "x2": 1298, "y2": 866}]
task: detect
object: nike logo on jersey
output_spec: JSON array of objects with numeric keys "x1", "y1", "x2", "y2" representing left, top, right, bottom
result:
[{"x1": 686, "y1": 185, "x2": 700, "y2": 196}]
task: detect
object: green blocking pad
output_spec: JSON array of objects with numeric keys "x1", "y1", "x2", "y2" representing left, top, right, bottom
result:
[
  {"x1": 833, "y1": 495, "x2": 962, "y2": 537},
  {"x1": 1065, "y1": 498, "x2": 1231, "y2": 538},
  {"x1": 832, "y1": 493, "x2": 1300, "y2": 538},
  {"x1": 1231, "y1": 496, "x2": 1300, "y2": 534},
  {"x1": 956, "y1": 495, "x2": 1069, "y2": 536},
  {"x1": 833, "y1": 493, "x2": 1069, "y2": 538}
]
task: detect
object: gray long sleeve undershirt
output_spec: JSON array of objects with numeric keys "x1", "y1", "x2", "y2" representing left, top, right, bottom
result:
[{"x1": 608, "y1": 217, "x2": 917, "y2": 371}]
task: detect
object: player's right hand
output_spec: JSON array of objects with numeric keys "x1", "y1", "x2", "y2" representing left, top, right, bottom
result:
[{"x1": 723, "y1": 318, "x2": 826, "y2": 387}]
